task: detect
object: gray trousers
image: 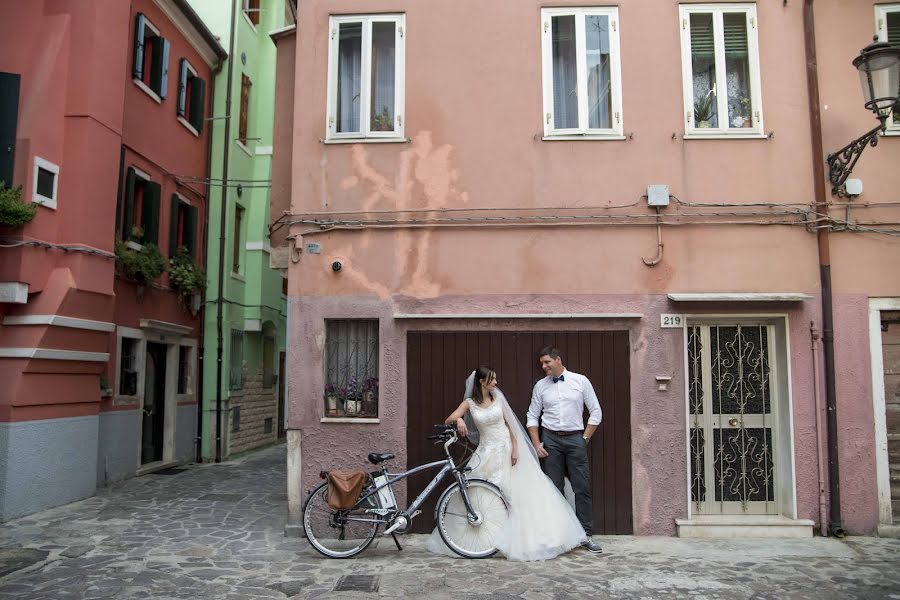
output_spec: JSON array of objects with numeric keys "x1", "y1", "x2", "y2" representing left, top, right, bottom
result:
[{"x1": 541, "y1": 430, "x2": 593, "y2": 537}]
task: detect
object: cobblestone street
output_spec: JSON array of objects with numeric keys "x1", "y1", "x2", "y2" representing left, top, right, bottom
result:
[{"x1": 0, "y1": 443, "x2": 897, "y2": 600}]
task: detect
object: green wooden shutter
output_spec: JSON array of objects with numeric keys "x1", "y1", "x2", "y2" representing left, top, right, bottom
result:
[
  {"x1": 184, "y1": 204, "x2": 198, "y2": 258},
  {"x1": 122, "y1": 167, "x2": 136, "y2": 241},
  {"x1": 191, "y1": 78, "x2": 206, "y2": 132},
  {"x1": 168, "y1": 193, "x2": 181, "y2": 256},
  {"x1": 177, "y1": 59, "x2": 187, "y2": 117},
  {"x1": 0, "y1": 72, "x2": 20, "y2": 187},
  {"x1": 887, "y1": 11, "x2": 900, "y2": 46},
  {"x1": 133, "y1": 14, "x2": 145, "y2": 81},
  {"x1": 142, "y1": 181, "x2": 161, "y2": 245}
]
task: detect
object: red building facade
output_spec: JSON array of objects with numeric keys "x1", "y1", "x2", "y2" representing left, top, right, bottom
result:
[{"x1": 0, "y1": 0, "x2": 224, "y2": 520}]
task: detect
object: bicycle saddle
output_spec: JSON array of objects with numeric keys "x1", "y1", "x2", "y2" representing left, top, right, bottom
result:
[{"x1": 368, "y1": 452, "x2": 395, "y2": 464}]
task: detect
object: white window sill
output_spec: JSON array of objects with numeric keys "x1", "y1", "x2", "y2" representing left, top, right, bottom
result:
[
  {"x1": 125, "y1": 240, "x2": 144, "y2": 251},
  {"x1": 881, "y1": 128, "x2": 900, "y2": 137},
  {"x1": 323, "y1": 137, "x2": 409, "y2": 145},
  {"x1": 177, "y1": 116, "x2": 200, "y2": 137},
  {"x1": 235, "y1": 140, "x2": 253, "y2": 156},
  {"x1": 542, "y1": 134, "x2": 626, "y2": 141},
  {"x1": 32, "y1": 197, "x2": 56, "y2": 210},
  {"x1": 683, "y1": 131, "x2": 768, "y2": 140},
  {"x1": 230, "y1": 271, "x2": 246, "y2": 282},
  {"x1": 320, "y1": 417, "x2": 380, "y2": 424},
  {"x1": 241, "y1": 11, "x2": 258, "y2": 33},
  {"x1": 254, "y1": 145, "x2": 273, "y2": 155},
  {"x1": 133, "y1": 78, "x2": 162, "y2": 104}
]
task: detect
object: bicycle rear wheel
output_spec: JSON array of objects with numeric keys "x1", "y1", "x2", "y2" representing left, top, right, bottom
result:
[
  {"x1": 436, "y1": 479, "x2": 509, "y2": 558},
  {"x1": 303, "y1": 482, "x2": 379, "y2": 558}
]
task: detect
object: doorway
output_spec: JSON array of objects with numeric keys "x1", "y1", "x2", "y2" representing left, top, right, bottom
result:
[{"x1": 141, "y1": 342, "x2": 168, "y2": 465}]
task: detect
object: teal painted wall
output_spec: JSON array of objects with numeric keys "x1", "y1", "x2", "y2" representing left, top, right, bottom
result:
[{"x1": 188, "y1": 0, "x2": 289, "y2": 458}]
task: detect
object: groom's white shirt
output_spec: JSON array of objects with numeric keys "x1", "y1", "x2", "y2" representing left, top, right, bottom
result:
[{"x1": 526, "y1": 369, "x2": 602, "y2": 431}]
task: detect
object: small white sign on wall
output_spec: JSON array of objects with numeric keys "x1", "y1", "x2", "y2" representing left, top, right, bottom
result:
[{"x1": 660, "y1": 314, "x2": 685, "y2": 328}]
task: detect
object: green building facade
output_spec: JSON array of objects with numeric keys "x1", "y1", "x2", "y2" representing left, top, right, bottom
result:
[{"x1": 189, "y1": 0, "x2": 291, "y2": 458}]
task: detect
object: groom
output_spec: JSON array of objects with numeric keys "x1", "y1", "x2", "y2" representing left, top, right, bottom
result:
[{"x1": 526, "y1": 346, "x2": 603, "y2": 553}]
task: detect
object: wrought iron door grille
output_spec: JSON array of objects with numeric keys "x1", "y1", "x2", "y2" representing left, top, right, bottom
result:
[{"x1": 689, "y1": 324, "x2": 776, "y2": 514}]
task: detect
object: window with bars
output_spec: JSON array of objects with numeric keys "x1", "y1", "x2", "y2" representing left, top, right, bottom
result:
[
  {"x1": 324, "y1": 320, "x2": 379, "y2": 418},
  {"x1": 876, "y1": 4, "x2": 900, "y2": 131},
  {"x1": 243, "y1": 0, "x2": 261, "y2": 28},
  {"x1": 119, "y1": 337, "x2": 139, "y2": 396},
  {"x1": 541, "y1": 7, "x2": 624, "y2": 138},
  {"x1": 230, "y1": 330, "x2": 244, "y2": 390},
  {"x1": 326, "y1": 15, "x2": 405, "y2": 141},
  {"x1": 679, "y1": 4, "x2": 764, "y2": 137},
  {"x1": 177, "y1": 345, "x2": 192, "y2": 394}
]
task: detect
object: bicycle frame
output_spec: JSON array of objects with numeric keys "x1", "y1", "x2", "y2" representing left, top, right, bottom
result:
[{"x1": 343, "y1": 435, "x2": 479, "y2": 528}]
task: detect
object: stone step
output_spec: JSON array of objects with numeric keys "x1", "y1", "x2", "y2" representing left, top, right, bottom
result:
[{"x1": 676, "y1": 515, "x2": 814, "y2": 539}]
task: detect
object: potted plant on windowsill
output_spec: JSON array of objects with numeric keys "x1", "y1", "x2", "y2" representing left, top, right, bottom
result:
[
  {"x1": 371, "y1": 106, "x2": 394, "y2": 132},
  {"x1": 361, "y1": 377, "x2": 379, "y2": 417},
  {"x1": 324, "y1": 383, "x2": 341, "y2": 417},
  {"x1": 694, "y1": 93, "x2": 714, "y2": 129},
  {"x1": 168, "y1": 246, "x2": 205, "y2": 309},
  {"x1": 0, "y1": 183, "x2": 37, "y2": 228},
  {"x1": 114, "y1": 238, "x2": 166, "y2": 299},
  {"x1": 343, "y1": 377, "x2": 361, "y2": 416}
]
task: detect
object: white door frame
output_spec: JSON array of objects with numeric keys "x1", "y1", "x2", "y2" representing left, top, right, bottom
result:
[
  {"x1": 682, "y1": 313, "x2": 798, "y2": 520},
  {"x1": 869, "y1": 298, "x2": 900, "y2": 526}
]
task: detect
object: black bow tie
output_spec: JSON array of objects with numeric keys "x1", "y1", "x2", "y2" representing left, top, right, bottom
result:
[{"x1": 552, "y1": 375, "x2": 565, "y2": 383}]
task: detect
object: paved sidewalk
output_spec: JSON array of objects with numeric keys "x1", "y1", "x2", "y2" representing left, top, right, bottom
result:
[{"x1": 0, "y1": 444, "x2": 898, "y2": 599}]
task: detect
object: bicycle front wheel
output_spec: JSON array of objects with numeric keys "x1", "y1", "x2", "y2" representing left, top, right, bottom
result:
[
  {"x1": 436, "y1": 479, "x2": 509, "y2": 558},
  {"x1": 303, "y1": 482, "x2": 379, "y2": 558}
]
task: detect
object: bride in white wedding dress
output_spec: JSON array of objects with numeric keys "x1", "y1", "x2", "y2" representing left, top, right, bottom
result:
[{"x1": 425, "y1": 367, "x2": 586, "y2": 561}]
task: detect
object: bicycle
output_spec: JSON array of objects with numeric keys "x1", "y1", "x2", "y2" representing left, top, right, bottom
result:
[{"x1": 302, "y1": 424, "x2": 510, "y2": 559}]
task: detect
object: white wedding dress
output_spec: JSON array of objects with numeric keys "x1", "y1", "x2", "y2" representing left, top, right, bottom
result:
[{"x1": 425, "y1": 382, "x2": 585, "y2": 561}]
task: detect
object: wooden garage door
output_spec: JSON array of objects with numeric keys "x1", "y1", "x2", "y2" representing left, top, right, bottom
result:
[{"x1": 406, "y1": 331, "x2": 632, "y2": 534}]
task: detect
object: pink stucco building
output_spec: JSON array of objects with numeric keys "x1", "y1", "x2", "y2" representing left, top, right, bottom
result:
[
  {"x1": 270, "y1": 0, "x2": 900, "y2": 538},
  {"x1": 0, "y1": 0, "x2": 224, "y2": 520}
]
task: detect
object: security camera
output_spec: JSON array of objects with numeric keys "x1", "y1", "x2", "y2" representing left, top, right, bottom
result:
[{"x1": 331, "y1": 261, "x2": 342, "y2": 272}]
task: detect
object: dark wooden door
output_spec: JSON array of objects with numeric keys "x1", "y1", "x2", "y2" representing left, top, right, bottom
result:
[
  {"x1": 406, "y1": 331, "x2": 632, "y2": 534},
  {"x1": 142, "y1": 342, "x2": 167, "y2": 465}
]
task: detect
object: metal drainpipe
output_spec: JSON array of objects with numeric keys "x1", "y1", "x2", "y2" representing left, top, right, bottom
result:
[
  {"x1": 215, "y1": 0, "x2": 240, "y2": 463},
  {"x1": 803, "y1": 0, "x2": 845, "y2": 537},
  {"x1": 196, "y1": 55, "x2": 223, "y2": 464},
  {"x1": 810, "y1": 323, "x2": 829, "y2": 535}
]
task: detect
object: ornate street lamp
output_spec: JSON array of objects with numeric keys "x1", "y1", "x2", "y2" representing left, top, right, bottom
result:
[{"x1": 827, "y1": 40, "x2": 900, "y2": 196}]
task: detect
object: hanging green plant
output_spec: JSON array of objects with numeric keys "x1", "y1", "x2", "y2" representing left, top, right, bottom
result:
[
  {"x1": 114, "y1": 239, "x2": 166, "y2": 286},
  {"x1": 0, "y1": 183, "x2": 37, "y2": 227},
  {"x1": 168, "y1": 246, "x2": 205, "y2": 302}
]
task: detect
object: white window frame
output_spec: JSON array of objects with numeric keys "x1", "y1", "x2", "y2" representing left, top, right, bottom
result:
[
  {"x1": 32, "y1": 156, "x2": 59, "y2": 210},
  {"x1": 876, "y1": 4, "x2": 900, "y2": 135},
  {"x1": 679, "y1": 3, "x2": 765, "y2": 139},
  {"x1": 242, "y1": 0, "x2": 259, "y2": 33},
  {"x1": 541, "y1": 7, "x2": 624, "y2": 139},
  {"x1": 325, "y1": 14, "x2": 406, "y2": 142}
]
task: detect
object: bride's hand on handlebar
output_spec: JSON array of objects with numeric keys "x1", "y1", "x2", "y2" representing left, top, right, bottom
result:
[{"x1": 455, "y1": 417, "x2": 468, "y2": 437}]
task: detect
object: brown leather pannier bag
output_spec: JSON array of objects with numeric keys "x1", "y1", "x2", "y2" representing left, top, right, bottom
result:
[{"x1": 326, "y1": 470, "x2": 370, "y2": 510}]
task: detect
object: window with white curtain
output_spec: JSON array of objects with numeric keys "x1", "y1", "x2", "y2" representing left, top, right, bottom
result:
[
  {"x1": 326, "y1": 14, "x2": 405, "y2": 141},
  {"x1": 679, "y1": 4, "x2": 764, "y2": 138},
  {"x1": 541, "y1": 7, "x2": 623, "y2": 138},
  {"x1": 876, "y1": 4, "x2": 900, "y2": 133}
]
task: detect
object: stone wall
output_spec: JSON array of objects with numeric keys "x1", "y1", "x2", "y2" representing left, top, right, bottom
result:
[{"x1": 229, "y1": 367, "x2": 278, "y2": 455}]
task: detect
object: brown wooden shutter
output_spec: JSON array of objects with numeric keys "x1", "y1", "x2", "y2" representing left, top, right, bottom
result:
[
  {"x1": 169, "y1": 193, "x2": 181, "y2": 257},
  {"x1": 239, "y1": 74, "x2": 251, "y2": 144}
]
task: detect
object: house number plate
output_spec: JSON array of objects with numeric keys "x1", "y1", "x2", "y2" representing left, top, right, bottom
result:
[{"x1": 660, "y1": 314, "x2": 685, "y2": 328}]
